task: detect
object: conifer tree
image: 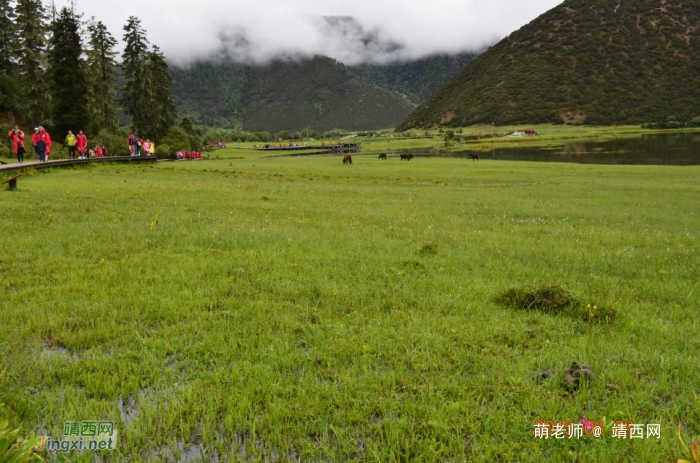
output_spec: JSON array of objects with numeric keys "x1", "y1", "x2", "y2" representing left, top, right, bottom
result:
[
  {"x1": 86, "y1": 19, "x2": 119, "y2": 132},
  {"x1": 48, "y1": 6, "x2": 89, "y2": 136},
  {"x1": 179, "y1": 116, "x2": 202, "y2": 150},
  {"x1": 0, "y1": 0, "x2": 18, "y2": 76},
  {"x1": 122, "y1": 16, "x2": 150, "y2": 135},
  {"x1": 15, "y1": 0, "x2": 48, "y2": 125},
  {"x1": 143, "y1": 45, "x2": 175, "y2": 142},
  {"x1": 122, "y1": 17, "x2": 174, "y2": 142},
  {"x1": 0, "y1": 0, "x2": 21, "y2": 117}
]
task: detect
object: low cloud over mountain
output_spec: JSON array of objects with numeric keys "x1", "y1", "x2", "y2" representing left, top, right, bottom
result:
[{"x1": 52, "y1": 0, "x2": 563, "y2": 64}]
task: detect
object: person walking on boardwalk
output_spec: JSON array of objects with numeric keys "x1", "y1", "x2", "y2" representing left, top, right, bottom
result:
[
  {"x1": 7, "y1": 125, "x2": 27, "y2": 163},
  {"x1": 31, "y1": 128, "x2": 39, "y2": 160},
  {"x1": 76, "y1": 130, "x2": 88, "y2": 159},
  {"x1": 65, "y1": 130, "x2": 77, "y2": 159},
  {"x1": 35, "y1": 127, "x2": 51, "y2": 162},
  {"x1": 127, "y1": 133, "x2": 137, "y2": 156}
]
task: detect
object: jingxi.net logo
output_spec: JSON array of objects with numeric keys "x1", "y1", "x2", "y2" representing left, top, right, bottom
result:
[{"x1": 35, "y1": 421, "x2": 117, "y2": 453}]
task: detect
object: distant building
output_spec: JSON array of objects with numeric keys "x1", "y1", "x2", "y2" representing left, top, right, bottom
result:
[{"x1": 507, "y1": 129, "x2": 538, "y2": 137}]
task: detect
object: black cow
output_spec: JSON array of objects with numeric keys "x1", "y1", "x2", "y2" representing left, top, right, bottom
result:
[{"x1": 378, "y1": 153, "x2": 387, "y2": 160}]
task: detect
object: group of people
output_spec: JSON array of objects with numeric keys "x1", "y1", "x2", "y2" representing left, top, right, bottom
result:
[
  {"x1": 65, "y1": 130, "x2": 109, "y2": 159},
  {"x1": 176, "y1": 150, "x2": 202, "y2": 160},
  {"x1": 64, "y1": 130, "x2": 88, "y2": 159},
  {"x1": 7, "y1": 125, "x2": 52, "y2": 163},
  {"x1": 127, "y1": 134, "x2": 155, "y2": 157},
  {"x1": 7, "y1": 125, "x2": 113, "y2": 163}
]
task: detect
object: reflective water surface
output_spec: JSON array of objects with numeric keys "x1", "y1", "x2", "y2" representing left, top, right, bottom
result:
[{"x1": 431, "y1": 132, "x2": 700, "y2": 165}]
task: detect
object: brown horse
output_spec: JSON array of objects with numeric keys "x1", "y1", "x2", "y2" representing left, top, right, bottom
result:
[
  {"x1": 343, "y1": 154, "x2": 353, "y2": 165},
  {"x1": 469, "y1": 154, "x2": 479, "y2": 161}
]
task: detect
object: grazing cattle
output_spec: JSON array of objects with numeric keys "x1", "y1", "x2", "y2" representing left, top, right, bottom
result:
[
  {"x1": 343, "y1": 154, "x2": 353, "y2": 165},
  {"x1": 400, "y1": 153, "x2": 414, "y2": 161},
  {"x1": 378, "y1": 153, "x2": 387, "y2": 160},
  {"x1": 469, "y1": 154, "x2": 479, "y2": 161}
]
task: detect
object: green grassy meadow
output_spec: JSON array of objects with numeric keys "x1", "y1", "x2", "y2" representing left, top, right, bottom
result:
[
  {"x1": 1, "y1": 154, "x2": 699, "y2": 462},
  {"x1": 199, "y1": 125, "x2": 700, "y2": 159}
]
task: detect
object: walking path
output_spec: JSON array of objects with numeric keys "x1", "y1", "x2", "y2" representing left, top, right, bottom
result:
[{"x1": 0, "y1": 156, "x2": 157, "y2": 174}]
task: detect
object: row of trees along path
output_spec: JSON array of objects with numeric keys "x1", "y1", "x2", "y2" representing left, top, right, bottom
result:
[{"x1": 0, "y1": 1, "x2": 175, "y2": 144}]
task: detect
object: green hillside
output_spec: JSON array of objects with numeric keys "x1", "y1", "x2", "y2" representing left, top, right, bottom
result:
[
  {"x1": 170, "y1": 61, "x2": 249, "y2": 128},
  {"x1": 401, "y1": 0, "x2": 700, "y2": 129},
  {"x1": 350, "y1": 52, "x2": 476, "y2": 105},
  {"x1": 170, "y1": 56, "x2": 414, "y2": 132},
  {"x1": 243, "y1": 56, "x2": 412, "y2": 132}
]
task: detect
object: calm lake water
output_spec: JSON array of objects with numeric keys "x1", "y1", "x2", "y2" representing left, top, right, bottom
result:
[{"x1": 428, "y1": 132, "x2": 700, "y2": 165}]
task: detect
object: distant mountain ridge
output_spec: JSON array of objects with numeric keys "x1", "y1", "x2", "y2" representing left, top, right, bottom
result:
[
  {"x1": 349, "y1": 52, "x2": 477, "y2": 105},
  {"x1": 170, "y1": 56, "x2": 414, "y2": 132},
  {"x1": 400, "y1": 0, "x2": 700, "y2": 129},
  {"x1": 170, "y1": 52, "x2": 477, "y2": 132}
]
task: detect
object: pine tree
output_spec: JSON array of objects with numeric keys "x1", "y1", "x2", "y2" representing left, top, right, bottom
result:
[
  {"x1": 122, "y1": 17, "x2": 174, "y2": 143},
  {"x1": 15, "y1": 0, "x2": 48, "y2": 125},
  {"x1": 48, "y1": 6, "x2": 89, "y2": 137},
  {"x1": 143, "y1": 45, "x2": 175, "y2": 142},
  {"x1": 0, "y1": 0, "x2": 21, "y2": 117},
  {"x1": 122, "y1": 16, "x2": 150, "y2": 135},
  {"x1": 179, "y1": 116, "x2": 202, "y2": 150},
  {"x1": 0, "y1": 0, "x2": 18, "y2": 76},
  {"x1": 86, "y1": 19, "x2": 119, "y2": 132}
]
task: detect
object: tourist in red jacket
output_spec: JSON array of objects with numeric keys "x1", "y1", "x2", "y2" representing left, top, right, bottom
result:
[
  {"x1": 127, "y1": 134, "x2": 137, "y2": 156},
  {"x1": 31, "y1": 128, "x2": 39, "y2": 159},
  {"x1": 35, "y1": 127, "x2": 51, "y2": 162},
  {"x1": 7, "y1": 125, "x2": 27, "y2": 163},
  {"x1": 76, "y1": 130, "x2": 88, "y2": 158}
]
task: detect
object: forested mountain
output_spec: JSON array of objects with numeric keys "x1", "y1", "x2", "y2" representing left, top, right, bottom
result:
[
  {"x1": 400, "y1": 0, "x2": 700, "y2": 129},
  {"x1": 349, "y1": 52, "x2": 477, "y2": 104},
  {"x1": 169, "y1": 61, "x2": 249, "y2": 128},
  {"x1": 170, "y1": 56, "x2": 414, "y2": 132},
  {"x1": 169, "y1": 52, "x2": 476, "y2": 132}
]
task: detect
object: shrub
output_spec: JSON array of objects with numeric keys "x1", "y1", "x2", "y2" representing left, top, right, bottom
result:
[
  {"x1": 162, "y1": 126, "x2": 191, "y2": 152},
  {"x1": 96, "y1": 130, "x2": 130, "y2": 157},
  {"x1": 0, "y1": 142, "x2": 10, "y2": 159},
  {"x1": 0, "y1": 403, "x2": 39, "y2": 463},
  {"x1": 155, "y1": 144, "x2": 173, "y2": 159}
]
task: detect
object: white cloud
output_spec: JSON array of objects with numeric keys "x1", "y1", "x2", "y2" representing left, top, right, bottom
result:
[{"x1": 53, "y1": 0, "x2": 564, "y2": 64}]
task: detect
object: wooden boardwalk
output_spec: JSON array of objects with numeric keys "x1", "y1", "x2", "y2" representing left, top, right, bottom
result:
[
  {"x1": 0, "y1": 156, "x2": 157, "y2": 174},
  {"x1": 255, "y1": 143, "x2": 362, "y2": 153}
]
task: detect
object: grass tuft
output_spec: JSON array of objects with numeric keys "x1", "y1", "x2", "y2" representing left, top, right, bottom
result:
[
  {"x1": 497, "y1": 285, "x2": 618, "y2": 323},
  {"x1": 497, "y1": 285, "x2": 577, "y2": 315},
  {"x1": 417, "y1": 243, "x2": 438, "y2": 256}
]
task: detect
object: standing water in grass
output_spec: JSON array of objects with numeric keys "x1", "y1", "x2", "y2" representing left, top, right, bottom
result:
[{"x1": 426, "y1": 132, "x2": 700, "y2": 165}]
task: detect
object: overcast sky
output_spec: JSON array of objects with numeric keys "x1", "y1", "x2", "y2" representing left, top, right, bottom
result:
[{"x1": 50, "y1": 0, "x2": 564, "y2": 65}]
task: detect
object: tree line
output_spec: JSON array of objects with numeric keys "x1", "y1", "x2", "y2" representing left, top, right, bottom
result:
[{"x1": 0, "y1": 0, "x2": 175, "y2": 146}]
